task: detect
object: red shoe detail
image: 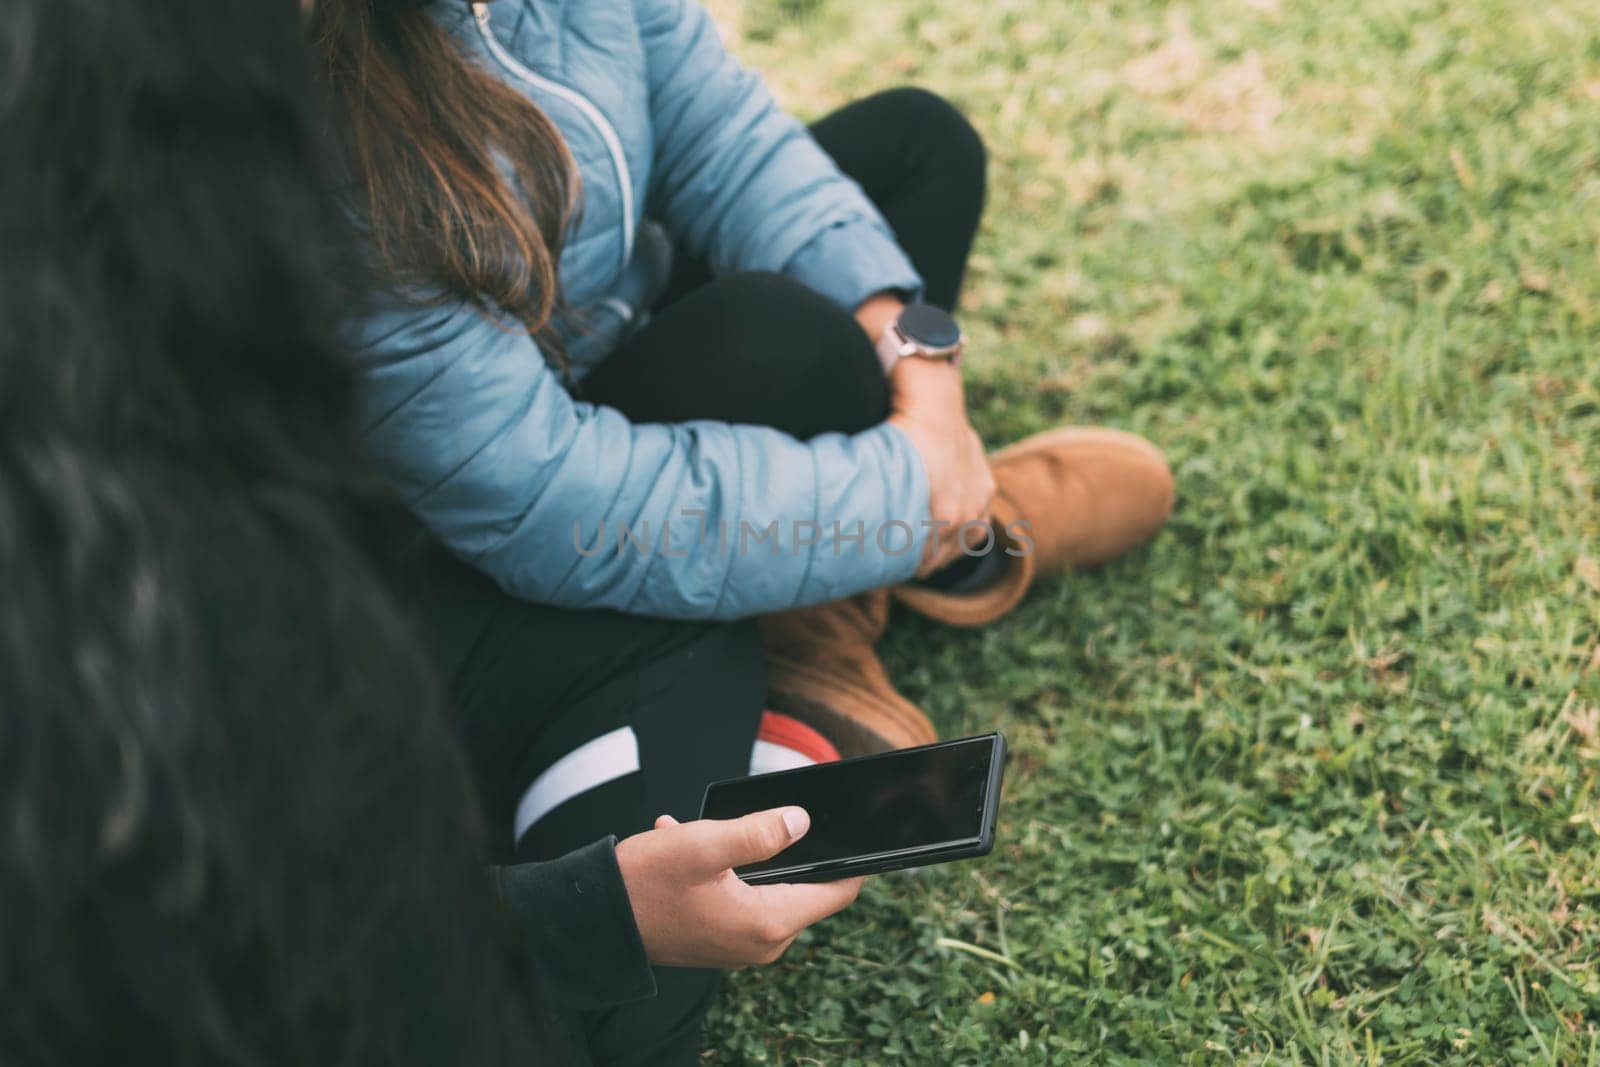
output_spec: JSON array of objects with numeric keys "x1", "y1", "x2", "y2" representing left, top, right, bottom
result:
[{"x1": 756, "y1": 710, "x2": 841, "y2": 764}]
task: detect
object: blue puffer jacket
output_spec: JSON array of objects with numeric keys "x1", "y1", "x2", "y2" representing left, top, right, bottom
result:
[{"x1": 347, "y1": 0, "x2": 932, "y2": 620}]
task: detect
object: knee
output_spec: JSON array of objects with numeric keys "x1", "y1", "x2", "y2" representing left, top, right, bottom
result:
[
  {"x1": 712, "y1": 269, "x2": 833, "y2": 323},
  {"x1": 880, "y1": 86, "x2": 987, "y2": 188},
  {"x1": 724, "y1": 268, "x2": 863, "y2": 327},
  {"x1": 715, "y1": 272, "x2": 887, "y2": 434},
  {"x1": 714, "y1": 271, "x2": 866, "y2": 363}
]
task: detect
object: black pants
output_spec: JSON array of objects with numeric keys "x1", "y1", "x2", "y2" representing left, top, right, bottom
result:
[{"x1": 425, "y1": 87, "x2": 985, "y2": 1067}]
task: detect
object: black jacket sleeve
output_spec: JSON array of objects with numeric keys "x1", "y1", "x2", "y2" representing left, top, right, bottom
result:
[{"x1": 492, "y1": 837, "x2": 657, "y2": 1011}]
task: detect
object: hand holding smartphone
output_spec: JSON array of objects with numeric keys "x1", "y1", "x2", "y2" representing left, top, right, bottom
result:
[{"x1": 698, "y1": 733, "x2": 1006, "y2": 885}]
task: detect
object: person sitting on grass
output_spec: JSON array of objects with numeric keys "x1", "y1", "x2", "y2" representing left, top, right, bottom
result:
[{"x1": 310, "y1": 0, "x2": 1178, "y2": 1057}]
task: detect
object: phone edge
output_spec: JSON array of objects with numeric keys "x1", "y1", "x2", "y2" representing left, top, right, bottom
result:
[
  {"x1": 720, "y1": 730, "x2": 1010, "y2": 885},
  {"x1": 696, "y1": 731, "x2": 1005, "y2": 820}
]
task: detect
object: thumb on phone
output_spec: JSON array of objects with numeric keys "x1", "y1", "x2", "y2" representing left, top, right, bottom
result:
[{"x1": 684, "y1": 806, "x2": 809, "y2": 876}]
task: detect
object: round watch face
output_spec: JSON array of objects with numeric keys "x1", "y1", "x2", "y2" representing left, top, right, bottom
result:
[{"x1": 898, "y1": 303, "x2": 962, "y2": 350}]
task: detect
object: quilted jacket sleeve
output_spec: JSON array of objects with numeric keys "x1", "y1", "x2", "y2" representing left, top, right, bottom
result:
[
  {"x1": 633, "y1": 0, "x2": 923, "y2": 310},
  {"x1": 349, "y1": 295, "x2": 930, "y2": 620}
]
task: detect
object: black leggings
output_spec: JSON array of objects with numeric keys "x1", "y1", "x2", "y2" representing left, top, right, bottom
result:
[
  {"x1": 424, "y1": 87, "x2": 985, "y2": 1067},
  {"x1": 583, "y1": 87, "x2": 984, "y2": 432}
]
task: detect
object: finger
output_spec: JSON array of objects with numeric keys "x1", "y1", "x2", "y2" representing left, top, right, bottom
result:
[
  {"x1": 654, "y1": 814, "x2": 679, "y2": 830},
  {"x1": 749, "y1": 877, "x2": 864, "y2": 937},
  {"x1": 681, "y1": 806, "x2": 809, "y2": 875}
]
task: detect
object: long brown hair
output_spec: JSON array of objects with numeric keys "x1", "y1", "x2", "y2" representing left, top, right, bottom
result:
[{"x1": 309, "y1": 0, "x2": 575, "y2": 340}]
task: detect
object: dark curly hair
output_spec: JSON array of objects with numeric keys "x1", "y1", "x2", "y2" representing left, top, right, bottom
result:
[{"x1": 0, "y1": 1, "x2": 549, "y2": 1062}]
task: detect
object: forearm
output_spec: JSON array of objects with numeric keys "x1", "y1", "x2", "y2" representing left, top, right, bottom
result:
[{"x1": 464, "y1": 413, "x2": 929, "y2": 619}]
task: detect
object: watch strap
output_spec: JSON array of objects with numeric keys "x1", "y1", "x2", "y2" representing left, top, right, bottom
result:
[{"x1": 875, "y1": 324, "x2": 908, "y2": 376}]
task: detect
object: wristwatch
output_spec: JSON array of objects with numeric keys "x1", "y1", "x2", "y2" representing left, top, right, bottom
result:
[{"x1": 875, "y1": 302, "x2": 964, "y2": 375}]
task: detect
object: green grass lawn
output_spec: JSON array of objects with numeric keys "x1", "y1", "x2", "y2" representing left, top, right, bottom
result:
[{"x1": 700, "y1": 0, "x2": 1600, "y2": 1061}]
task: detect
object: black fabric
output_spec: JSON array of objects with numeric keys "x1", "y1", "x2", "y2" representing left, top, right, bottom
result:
[
  {"x1": 579, "y1": 269, "x2": 890, "y2": 436},
  {"x1": 495, "y1": 839, "x2": 656, "y2": 1013},
  {"x1": 807, "y1": 87, "x2": 986, "y2": 311},
  {"x1": 509, "y1": 622, "x2": 767, "y2": 862},
  {"x1": 428, "y1": 87, "x2": 985, "y2": 1067},
  {"x1": 423, "y1": 548, "x2": 740, "y2": 844},
  {"x1": 430, "y1": 565, "x2": 760, "y2": 1067}
]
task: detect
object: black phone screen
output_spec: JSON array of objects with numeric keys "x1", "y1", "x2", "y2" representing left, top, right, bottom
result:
[{"x1": 700, "y1": 736, "x2": 997, "y2": 876}]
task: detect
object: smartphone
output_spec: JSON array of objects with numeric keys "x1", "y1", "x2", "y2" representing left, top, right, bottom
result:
[{"x1": 698, "y1": 732, "x2": 1006, "y2": 885}]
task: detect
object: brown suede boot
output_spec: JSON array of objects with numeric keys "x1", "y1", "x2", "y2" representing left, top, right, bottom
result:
[
  {"x1": 758, "y1": 589, "x2": 937, "y2": 757},
  {"x1": 894, "y1": 427, "x2": 1175, "y2": 627}
]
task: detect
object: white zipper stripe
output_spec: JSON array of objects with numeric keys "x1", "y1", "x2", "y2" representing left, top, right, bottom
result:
[{"x1": 471, "y1": 3, "x2": 636, "y2": 267}]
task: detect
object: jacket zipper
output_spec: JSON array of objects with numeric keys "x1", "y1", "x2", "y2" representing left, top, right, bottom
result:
[{"x1": 470, "y1": 3, "x2": 636, "y2": 267}]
